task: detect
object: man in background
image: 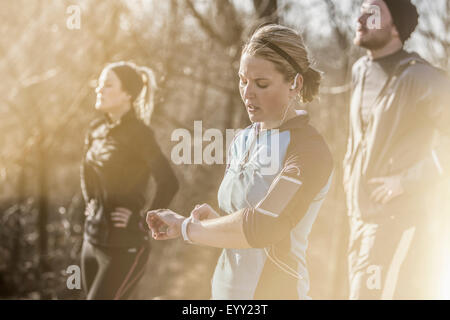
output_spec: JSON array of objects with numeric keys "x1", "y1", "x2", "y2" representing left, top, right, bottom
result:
[{"x1": 344, "y1": 0, "x2": 450, "y2": 299}]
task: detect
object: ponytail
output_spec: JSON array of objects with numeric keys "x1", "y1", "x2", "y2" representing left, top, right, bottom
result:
[
  {"x1": 134, "y1": 66, "x2": 157, "y2": 126},
  {"x1": 300, "y1": 67, "x2": 322, "y2": 104}
]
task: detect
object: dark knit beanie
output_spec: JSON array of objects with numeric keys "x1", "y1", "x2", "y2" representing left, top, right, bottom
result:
[
  {"x1": 110, "y1": 64, "x2": 144, "y2": 102},
  {"x1": 383, "y1": 0, "x2": 419, "y2": 43}
]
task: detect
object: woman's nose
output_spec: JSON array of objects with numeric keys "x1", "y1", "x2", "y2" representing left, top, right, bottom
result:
[{"x1": 243, "y1": 83, "x2": 255, "y2": 100}]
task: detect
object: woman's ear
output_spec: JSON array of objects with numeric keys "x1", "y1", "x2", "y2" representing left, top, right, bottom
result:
[
  {"x1": 290, "y1": 74, "x2": 303, "y2": 90},
  {"x1": 290, "y1": 74, "x2": 303, "y2": 99}
]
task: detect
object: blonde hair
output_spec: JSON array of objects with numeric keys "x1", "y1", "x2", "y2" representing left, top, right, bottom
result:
[
  {"x1": 134, "y1": 65, "x2": 156, "y2": 126},
  {"x1": 242, "y1": 24, "x2": 322, "y2": 103}
]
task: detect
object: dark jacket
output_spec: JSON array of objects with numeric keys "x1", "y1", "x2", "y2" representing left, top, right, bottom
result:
[
  {"x1": 343, "y1": 51, "x2": 450, "y2": 221},
  {"x1": 80, "y1": 110, "x2": 179, "y2": 247}
]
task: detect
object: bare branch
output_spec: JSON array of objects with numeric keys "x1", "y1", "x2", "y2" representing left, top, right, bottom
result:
[
  {"x1": 184, "y1": 0, "x2": 228, "y2": 46},
  {"x1": 322, "y1": 0, "x2": 351, "y2": 52},
  {"x1": 253, "y1": 0, "x2": 278, "y2": 23}
]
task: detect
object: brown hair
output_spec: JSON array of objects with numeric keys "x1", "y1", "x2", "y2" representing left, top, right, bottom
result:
[
  {"x1": 242, "y1": 24, "x2": 321, "y2": 103},
  {"x1": 105, "y1": 61, "x2": 157, "y2": 125}
]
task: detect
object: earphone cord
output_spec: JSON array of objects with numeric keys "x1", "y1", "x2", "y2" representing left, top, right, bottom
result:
[
  {"x1": 279, "y1": 99, "x2": 294, "y2": 128},
  {"x1": 278, "y1": 73, "x2": 299, "y2": 128}
]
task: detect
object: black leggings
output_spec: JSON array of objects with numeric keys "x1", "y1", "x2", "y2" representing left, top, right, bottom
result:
[{"x1": 81, "y1": 240, "x2": 150, "y2": 300}]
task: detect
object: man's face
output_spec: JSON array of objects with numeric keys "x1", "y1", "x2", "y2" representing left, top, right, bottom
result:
[{"x1": 354, "y1": 0, "x2": 397, "y2": 50}]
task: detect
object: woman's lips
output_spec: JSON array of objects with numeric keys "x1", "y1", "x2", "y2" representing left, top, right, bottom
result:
[{"x1": 247, "y1": 105, "x2": 260, "y2": 114}]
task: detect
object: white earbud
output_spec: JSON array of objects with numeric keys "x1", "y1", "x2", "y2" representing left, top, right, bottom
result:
[{"x1": 291, "y1": 73, "x2": 300, "y2": 90}]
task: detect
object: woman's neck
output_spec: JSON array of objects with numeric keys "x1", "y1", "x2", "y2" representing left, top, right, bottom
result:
[
  {"x1": 107, "y1": 104, "x2": 131, "y2": 123},
  {"x1": 260, "y1": 107, "x2": 297, "y2": 130}
]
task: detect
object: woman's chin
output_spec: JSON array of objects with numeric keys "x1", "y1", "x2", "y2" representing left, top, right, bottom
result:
[{"x1": 247, "y1": 112, "x2": 261, "y2": 123}]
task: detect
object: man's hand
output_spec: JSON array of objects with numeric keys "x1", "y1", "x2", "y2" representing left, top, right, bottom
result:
[
  {"x1": 146, "y1": 209, "x2": 185, "y2": 240},
  {"x1": 369, "y1": 175, "x2": 404, "y2": 204},
  {"x1": 190, "y1": 203, "x2": 220, "y2": 222},
  {"x1": 111, "y1": 207, "x2": 133, "y2": 228}
]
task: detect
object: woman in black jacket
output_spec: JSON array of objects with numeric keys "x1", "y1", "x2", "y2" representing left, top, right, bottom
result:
[{"x1": 80, "y1": 61, "x2": 179, "y2": 299}]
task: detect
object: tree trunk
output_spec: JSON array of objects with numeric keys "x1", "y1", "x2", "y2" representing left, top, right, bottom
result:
[{"x1": 36, "y1": 135, "x2": 49, "y2": 273}]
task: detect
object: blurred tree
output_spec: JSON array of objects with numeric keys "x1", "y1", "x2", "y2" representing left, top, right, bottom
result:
[
  {"x1": 253, "y1": 0, "x2": 279, "y2": 23},
  {"x1": 1, "y1": 0, "x2": 448, "y2": 300}
]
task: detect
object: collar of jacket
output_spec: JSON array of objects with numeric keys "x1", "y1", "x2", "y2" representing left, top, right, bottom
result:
[
  {"x1": 103, "y1": 109, "x2": 137, "y2": 130},
  {"x1": 395, "y1": 51, "x2": 430, "y2": 70},
  {"x1": 362, "y1": 50, "x2": 429, "y2": 73}
]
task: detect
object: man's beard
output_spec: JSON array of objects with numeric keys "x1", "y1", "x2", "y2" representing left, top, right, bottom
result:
[{"x1": 355, "y1": 29, "x2": 392, "y2": 50}]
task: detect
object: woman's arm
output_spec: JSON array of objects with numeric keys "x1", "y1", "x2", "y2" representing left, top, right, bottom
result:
[
  {"x1": 141, "y1": 128, "x2": 180, "y2": 209},
  {"x1": 147, "y1": 126, "x2": 334, "y2": 251},
  {"x1": 189, "y1": 209, "x2": 251, "y2": 248},
  {"x1": 147, "y1": 208, "x2": 251, "y2": 249},
  {"x1": 147, "y1": 132, "x2": 334, "y2": 250},
  {"x1": 150, "y1": 154, "x2": 179, "y2": 209}
]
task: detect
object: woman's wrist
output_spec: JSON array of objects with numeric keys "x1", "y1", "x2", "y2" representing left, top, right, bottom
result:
[{"x1": 181, "y1": 216, "x2": 193, "y2": 244}]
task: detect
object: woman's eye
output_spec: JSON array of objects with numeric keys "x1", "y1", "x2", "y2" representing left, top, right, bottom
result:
[{"x1": 257, "y1": 82, "x2": 268, "y2": 89}]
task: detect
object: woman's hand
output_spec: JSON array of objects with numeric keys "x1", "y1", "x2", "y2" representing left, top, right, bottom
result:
[
  {"x1": 190, "y1": 203, "x2": 220, "y2": 222},
  {"x1": 369, "y1": 175, "x2": 404, "y2": 204},
  {"x1": 146, "y1": 209, "x2": 185, "y2": 240},
  {"x1": 111, "y1": 207, "x2": 133, "y2": 228}
]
